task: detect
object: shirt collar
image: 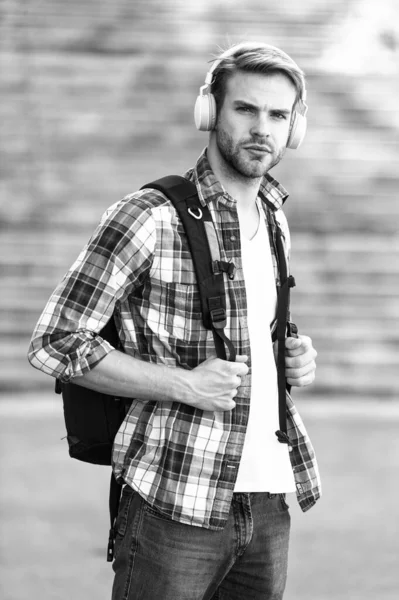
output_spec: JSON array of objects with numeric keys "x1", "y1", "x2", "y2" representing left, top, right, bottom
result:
[
  {"x1": 258, "y1": 171, "x2": 289, "y2": 211},
  {"x1": 186, "y1": 148, "x2": 289, "y2": 212}
]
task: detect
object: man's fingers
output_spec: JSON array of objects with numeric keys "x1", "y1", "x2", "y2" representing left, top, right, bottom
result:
[
  {"x1": 286, "y1": 361, "x2": 316, "y2": 381},
  {"x1": 285, "y1": 349, "x2": 317, "y2": 369},
  {"x1": 285, "y1": 335, "x2": 313, "y2": 357},
  {"x1": 232, "y1": 355, "x2": 249, "y2": 377},
  {"x1": 286, "y1": 341, "x2": 317, "y2": 363},
  {"x1": 285, "y1": 336, "x2": 302, "y2": 351},
  {"x1": 287, "y1": 371, "x2": 316, "y2": 387},
  {"x1": 235, "y1": 354, "x2": 248, "y2": 363},
  {"x1": 214, "y1": 398, "x2": 237, "y2": 412},
  {"x1": 282, "y1": 335, "x2": 317, "y2": 388}
]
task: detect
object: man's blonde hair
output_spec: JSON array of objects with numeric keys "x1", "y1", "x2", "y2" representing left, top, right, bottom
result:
[{"x1": 210, "y1": 42, "x2": 306, "y2": 110}]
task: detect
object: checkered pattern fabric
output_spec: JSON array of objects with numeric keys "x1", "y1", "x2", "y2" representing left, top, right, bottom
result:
[{"x1": 28, "y1": 149, "x2": 321, "y2": 529}]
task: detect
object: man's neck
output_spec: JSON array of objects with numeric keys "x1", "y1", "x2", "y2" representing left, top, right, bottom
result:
[{"x1": 207, "y1": 142, "x2": 261, "y2": 211}]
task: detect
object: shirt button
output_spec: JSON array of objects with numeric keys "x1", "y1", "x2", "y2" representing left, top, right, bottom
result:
[{"x1": 230, "y1": 235, "x2": 237, "y2": 242}]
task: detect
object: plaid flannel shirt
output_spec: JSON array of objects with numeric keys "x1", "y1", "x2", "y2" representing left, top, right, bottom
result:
[{"x1": 28, "y1": 149, "x2": 321, "y2": 529}]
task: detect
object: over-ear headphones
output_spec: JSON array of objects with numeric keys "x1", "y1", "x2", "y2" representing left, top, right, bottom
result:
[{"x1": 194, "y1": 43, "x2": 308, "y2": 150}]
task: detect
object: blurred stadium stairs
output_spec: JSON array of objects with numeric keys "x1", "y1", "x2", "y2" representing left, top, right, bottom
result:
[{"x1": 1, "y1": 0, "x2": 398, "y2": 398}]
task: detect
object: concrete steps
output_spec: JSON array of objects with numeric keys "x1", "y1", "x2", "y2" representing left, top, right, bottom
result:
[
  {"x1": 3, "y1": 226, "x2": 399, "y2": 396},
  {"x1": 1, "y1": 0, "x2": 351, "y2": 58}
]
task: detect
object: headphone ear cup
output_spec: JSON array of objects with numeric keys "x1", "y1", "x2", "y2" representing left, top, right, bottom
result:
[
  {"x1": 194, "y1": 93, "x2": 217, "y2": 131},
  {"x1": 287, "y1": 112, "x2": 307, "y2": 149}
]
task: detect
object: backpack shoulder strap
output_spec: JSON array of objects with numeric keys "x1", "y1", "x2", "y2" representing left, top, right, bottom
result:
[
  {"x1": 273, "y1": 217, "x2": 297, "y2": 446},
  {"x1": 140, "y1": 176, "x2": 236, "y2": 361}
]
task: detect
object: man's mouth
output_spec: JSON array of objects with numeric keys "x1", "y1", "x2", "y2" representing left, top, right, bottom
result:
[{"x1": 244, "y1": 145, "x2": 272, "y2": 153}]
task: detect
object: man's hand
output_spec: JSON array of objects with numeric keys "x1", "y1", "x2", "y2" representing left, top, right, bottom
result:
[
  {"x1": 283, "y1": 335, "x2": 317, "y2": 387},
  {"x1": 183, "y1": 355, "x2": 249, "y2": 412}
]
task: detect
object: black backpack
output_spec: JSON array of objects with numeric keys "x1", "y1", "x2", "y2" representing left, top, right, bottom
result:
[{"x1": 55, "y1": 175, "x2": 296, "y2": 561}]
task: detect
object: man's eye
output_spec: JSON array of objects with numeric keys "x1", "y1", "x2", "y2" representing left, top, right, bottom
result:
[
  {"x1": 273, "y1": 113, "x2": 288, "y2": 120},
  {"x1": 237, "y1": 106, "x2": 254, "y2": 114}
]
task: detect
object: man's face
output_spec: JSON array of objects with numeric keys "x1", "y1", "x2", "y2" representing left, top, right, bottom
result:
[{"x1": 213, "y1": 71, "x2": 297, "y2": 178}]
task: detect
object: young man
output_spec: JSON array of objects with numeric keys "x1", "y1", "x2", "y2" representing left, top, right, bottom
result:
[{"x1": 28, "y1": 42, "x2": 321, "y2": 600}]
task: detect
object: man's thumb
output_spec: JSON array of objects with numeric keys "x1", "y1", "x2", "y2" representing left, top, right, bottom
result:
[{"x1": 285, "y1": 336, "x2": 302, "y2": 349}]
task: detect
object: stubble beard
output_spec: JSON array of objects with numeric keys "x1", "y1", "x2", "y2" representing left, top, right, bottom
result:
[{"x1": 216, "y1": 126, "x2": 286, "y2": 180}]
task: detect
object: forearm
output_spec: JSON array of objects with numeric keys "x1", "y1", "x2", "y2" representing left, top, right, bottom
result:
[
  {"x1": 72, "y1": 349, "x2": 189, "y2": 403},
  {"x1": 73, "y1": 350, "x2": 250, "y2": 413}
]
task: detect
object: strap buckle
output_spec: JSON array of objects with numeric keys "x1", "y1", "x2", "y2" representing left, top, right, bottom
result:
[
  {"x1": 107, "y1": 527, "x2": 115, "y2": 562},
  {"x1": 287, "y1": 322, "x2": 298, "y2": 338},
  {"x1": 210, "y1": 307, "x2": 227, "y2": 329},
  {"x1": 213, "y1": 260, "x2": 236, "y2": 280}
]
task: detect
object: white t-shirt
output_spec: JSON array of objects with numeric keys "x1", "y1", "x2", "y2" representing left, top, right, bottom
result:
[{"x1": 234, "y1": 200, "x2": 296, "y2": 493}]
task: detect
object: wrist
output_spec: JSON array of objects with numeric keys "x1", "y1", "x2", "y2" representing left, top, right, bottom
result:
[{"x1": 166, "y1": 366, "x2": 196, "y2": 407}]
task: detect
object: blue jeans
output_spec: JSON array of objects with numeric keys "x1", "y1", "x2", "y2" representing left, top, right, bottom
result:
[{"x1": 111, "y1": 486, "x2": 291, "y2": 600}]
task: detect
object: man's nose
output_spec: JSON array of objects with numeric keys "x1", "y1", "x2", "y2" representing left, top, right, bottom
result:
[{"x1": 250, "y1": 113, "x2": 270, "y2": 138}]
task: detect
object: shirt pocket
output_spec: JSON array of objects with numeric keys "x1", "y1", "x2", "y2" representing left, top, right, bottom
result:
[{"x1": 163, "y1": 281, "x2": 207, "y2": 342}]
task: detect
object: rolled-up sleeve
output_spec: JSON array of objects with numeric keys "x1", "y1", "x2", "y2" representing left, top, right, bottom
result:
[{"x1": 28, "y1": 193, "x2": 156, "y2": 381}]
